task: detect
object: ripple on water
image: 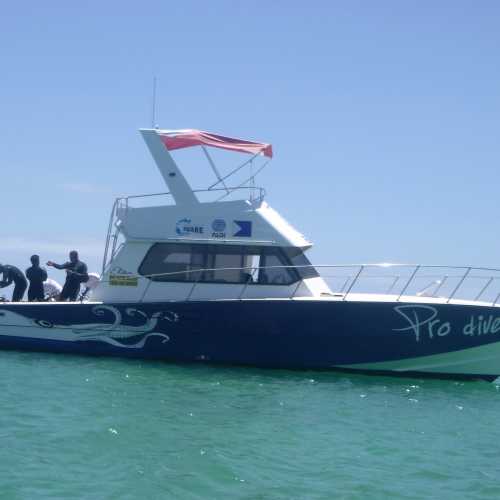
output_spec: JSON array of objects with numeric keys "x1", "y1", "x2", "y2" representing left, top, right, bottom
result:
[{"x1": 0, "y1": 352, "x2": 500, "y2": 498}]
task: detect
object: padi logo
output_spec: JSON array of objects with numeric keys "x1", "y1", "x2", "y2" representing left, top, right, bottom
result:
[
  {"x1": 212, "y1": 219, "x2": 226, "y2": 232},
  {"x1": 211, "y1": 218, "x2": 227, "y2": 239},
  {"x1": 176, "y1": 218, "x2": 204, "y2": 236}
]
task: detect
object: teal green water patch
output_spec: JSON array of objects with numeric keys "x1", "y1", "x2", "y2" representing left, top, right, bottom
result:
[{"x1": 1, "y1": 352, "x2": 500, "y2": 499}]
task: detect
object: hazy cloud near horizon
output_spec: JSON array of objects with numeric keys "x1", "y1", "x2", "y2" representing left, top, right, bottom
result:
[
  {"x1": 2, "y1": 237, "x2": 103, "y2": 258},
  {"x1": 59, "y1": 183, "x2": 110, "y2": 195}
]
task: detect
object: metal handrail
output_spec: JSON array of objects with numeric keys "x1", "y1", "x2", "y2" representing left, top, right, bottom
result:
[
  {"x1": 397, "y1": 265, "x2": 421, "y2": 301},
  {"x1": 447, "y1": 267, "x2": 472, "y2": 304},
  {"x1": 106, "y1": 262, "x2": 500, "y2": 284},
  {"x1": 101, "y1": 263, "x2": 500, "y2": 281},
  {"x1": 93, "y1": 262, "x2": 500, "y2": 306},
  {"x1": 115, "y1": 186, "x2": 266, "y2": 204},
  {"x1": 475, "y1": 277, "x2": 494, "y2": 302},
  {"x1": 343, "y1": 266, "x2": 364, "y2": 300},
  {"x1": 101, "y1": 198, "x2": 119, "y2": 275},
  {"x1": 433, "y1": 275, "x2": 448, "y2": 297}
]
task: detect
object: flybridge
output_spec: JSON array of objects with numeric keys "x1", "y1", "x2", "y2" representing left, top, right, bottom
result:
[
  {"x1": 140, "y1": 128, "x2": 273, "y2": 206},
  {"x1": 102, "y1": 128, "x2": 311, "y2": 274}
]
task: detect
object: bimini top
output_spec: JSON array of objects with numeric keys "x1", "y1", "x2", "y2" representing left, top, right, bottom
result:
[{"x1": 157, "y1": 129, "x2": 273, "y2": 158}]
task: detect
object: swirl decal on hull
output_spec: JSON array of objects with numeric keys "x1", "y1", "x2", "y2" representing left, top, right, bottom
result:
[
  {"x1": 83, "y1": 331, "x2": 170, "y2": 348},
  {"x1": 0, "y1": 306, "x2": 178, "y2": 349}
]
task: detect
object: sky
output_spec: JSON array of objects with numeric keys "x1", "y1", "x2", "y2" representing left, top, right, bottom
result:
[{"x1": 1, "y1": 1, "x2": 500, "y2": 287}]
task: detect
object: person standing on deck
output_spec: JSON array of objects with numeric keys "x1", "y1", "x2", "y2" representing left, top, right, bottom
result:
[
  {"x1": 47, "y1": 250, "x2": 89, "y2": 301},
  {"x1": 0, "y1": 264, "x2": 28, "y2": 301},
  {"x1": 26, "y1": 255, "x2": 48, "y2": 301}
]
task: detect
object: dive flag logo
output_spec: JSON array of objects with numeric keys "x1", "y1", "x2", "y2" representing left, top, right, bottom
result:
[{"x1": 233, "y1": 220, "x2": 252, "y2": 237}]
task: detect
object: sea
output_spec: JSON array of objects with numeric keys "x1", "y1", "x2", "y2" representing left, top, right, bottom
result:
[{"x1": 1, "y1": 351, "x2": 500, "y2": 500}]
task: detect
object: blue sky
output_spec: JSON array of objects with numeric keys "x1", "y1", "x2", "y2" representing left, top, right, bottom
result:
[{"x1": 1, "y1": 1, "x2": 500, "y2": 285}]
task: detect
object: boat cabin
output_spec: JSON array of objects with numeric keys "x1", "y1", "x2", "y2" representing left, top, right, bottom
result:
[{"x1": 93, "y1": 129, "x2": 331, "y2": 303}]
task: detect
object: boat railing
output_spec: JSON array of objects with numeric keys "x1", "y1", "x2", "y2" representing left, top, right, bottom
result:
[
  {"x1": 316, "y1": 263, "x2": 500, "y2": 305},
  {"x1": 98, "y1": 263, "x2": 500, "y2": 306},
  {"x1": 117, "y1": 185, "x2": 266, "y2": 207}
]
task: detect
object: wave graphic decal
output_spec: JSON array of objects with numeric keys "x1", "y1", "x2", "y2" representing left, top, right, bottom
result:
[{"x1": 0, "y1": 306, "x2": 178, "y2": 349}]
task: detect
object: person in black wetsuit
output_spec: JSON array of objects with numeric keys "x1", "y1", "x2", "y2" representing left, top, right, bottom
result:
[
  {"x1": 47, "y1": 250, "x2": 89, "y2": 301},
  {"x1": 26, "y1": 255, "x2": 48, "y2": 301},
  {"x1": 0, "y1": 264, "x2": 28, "y2": 301}
]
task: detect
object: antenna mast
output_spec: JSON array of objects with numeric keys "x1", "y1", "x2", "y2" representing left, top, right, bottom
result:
[{"x1": 151, "y1": 76, "x2": 158, "y2": 128}]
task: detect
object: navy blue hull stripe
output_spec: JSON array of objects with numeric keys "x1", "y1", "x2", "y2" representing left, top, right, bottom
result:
[{"x1": 0, "y1": 300, "x2": 499, "y2": 374}]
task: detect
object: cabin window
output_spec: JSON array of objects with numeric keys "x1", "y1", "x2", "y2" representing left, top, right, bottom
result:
[
  {"x1": 206, "y1": 251, "x2": 245, "y2": 283},
  {"x1": 161, "y1": 251, "x2": 204, "y2": 281},
  {"x1": 138, "y1": 243, "x2": 315, "y2": 285}
]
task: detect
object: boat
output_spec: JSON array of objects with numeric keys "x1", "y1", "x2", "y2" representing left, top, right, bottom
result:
[{"x1": 2, "y1": 127, "x2": 500, "y2": 380}]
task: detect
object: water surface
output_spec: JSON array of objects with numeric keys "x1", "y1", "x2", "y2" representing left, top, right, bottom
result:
[{"x1": 1, "y1": 351, "x2": 499, "y2": 499}]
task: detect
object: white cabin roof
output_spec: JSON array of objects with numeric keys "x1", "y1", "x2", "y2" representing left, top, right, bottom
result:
[
  {"x1": 118, "y1": 199, "x2": 312, "y2": 248},
  {"x1": 108, "y1": 128, "x2": 313, "y2": 250}
]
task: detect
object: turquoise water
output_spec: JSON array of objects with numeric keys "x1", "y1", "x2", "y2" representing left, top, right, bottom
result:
[{"x1": 1, "y1": 351, "x2": 500, "y2": 499}]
